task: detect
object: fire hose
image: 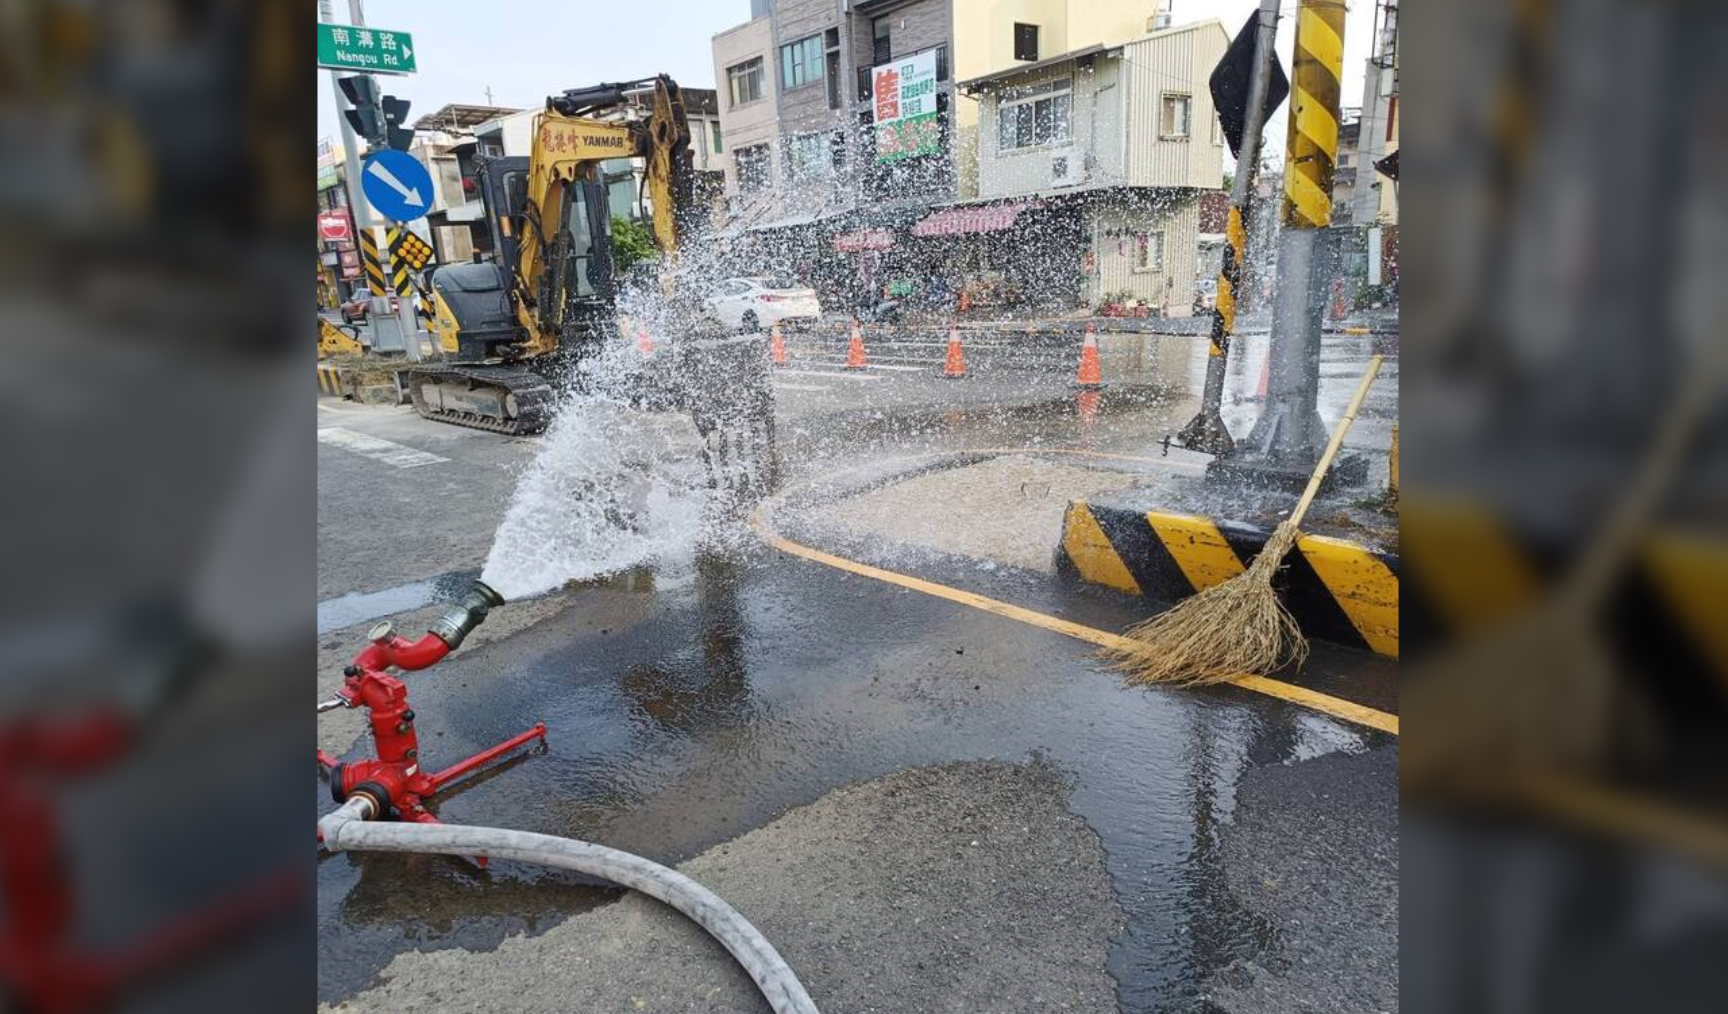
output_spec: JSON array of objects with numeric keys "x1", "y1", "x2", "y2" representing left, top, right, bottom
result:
[
  {"x1": 319, "y1": 799, "x2": 820, "y2": 1014},
  {"x1": 318, "y1": 579, "x2": 820, "y2": 1014}
]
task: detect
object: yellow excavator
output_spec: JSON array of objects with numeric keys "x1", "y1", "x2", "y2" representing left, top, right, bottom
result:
[
  {"x1": 413, "y1": 75, "x2": 708, "y2": 435},
  {"x1": 318, "y1": 317, "x2": 366, "y2": 358}
]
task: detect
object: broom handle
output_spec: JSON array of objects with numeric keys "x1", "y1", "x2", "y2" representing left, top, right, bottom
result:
[{"x1": 1287, "y1": 355, "x2": 1385, "y2": 529}]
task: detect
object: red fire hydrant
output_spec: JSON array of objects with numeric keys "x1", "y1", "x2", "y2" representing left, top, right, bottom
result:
[{"x1": 317, "y1": 581, "x2": 545, "y2": 864}]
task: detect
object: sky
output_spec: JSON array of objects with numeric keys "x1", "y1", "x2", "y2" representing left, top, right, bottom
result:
[{"x1": 317, "y1": 0, "x2": 1382, "y2": 161}]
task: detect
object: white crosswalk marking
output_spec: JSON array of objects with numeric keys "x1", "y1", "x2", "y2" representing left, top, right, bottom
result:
[
  {"x1": 775, "y1": 369, "x2": 884, "y2": 382},
  {"x1": 798, "y1": 358, "x2": 929, "y2": 372},
  {"x1": 318, "y1": 427, "x2": 448, "y2": 468}
]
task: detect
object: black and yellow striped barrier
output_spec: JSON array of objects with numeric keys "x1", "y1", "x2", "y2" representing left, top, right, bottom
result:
[
  {"x1": 1057, "y1": 501, "x2": 1400, "y2": 658},
  {"x1": 317, "y1": 362, "x2": 344, "y2": 397},
  {"x1": 359, "y1": 228, "x2": 388, "y2": 297}
]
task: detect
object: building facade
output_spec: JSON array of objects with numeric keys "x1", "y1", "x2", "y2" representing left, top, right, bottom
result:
[
  {"x1": 1349, "y1": 0, "x2": 1398, "y2": 291},
  {"x1": 1351, "y1": 0, "x2": 1398, "y2": 229},
  {"x1": 962, "y1": 18, "x2": 1229, "y2": 310},
  {"x1": 705, "y1": 0, "x2": 1207, "y2": 313},
  {"x1": 709, "y1": 0, "x2": 1168, "y2": 218}
]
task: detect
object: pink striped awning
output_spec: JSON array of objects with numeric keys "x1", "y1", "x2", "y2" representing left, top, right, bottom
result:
[{"x1": 911, "y1": 203, "x2": 1029, "y2": 238}]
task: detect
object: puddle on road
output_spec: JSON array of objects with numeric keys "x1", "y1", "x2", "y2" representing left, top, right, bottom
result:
[
  {"x1": 316, "y1": 549, "x2": 1391, "y2": 1010},
  {"x1": 317, "y1": 571, "x2": 479, "y2": 635}
]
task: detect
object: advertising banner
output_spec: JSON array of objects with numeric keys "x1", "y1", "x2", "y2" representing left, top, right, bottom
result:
[{"x1": 874, "y1": 49, "x2": 939, "y2": 162}]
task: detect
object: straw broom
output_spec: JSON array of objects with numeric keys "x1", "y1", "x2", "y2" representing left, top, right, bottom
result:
[{"x1": 1106, "y1": 355, "x2": 1385, "y2": 686}]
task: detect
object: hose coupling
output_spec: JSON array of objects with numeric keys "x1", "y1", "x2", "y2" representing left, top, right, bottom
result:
[
  {"x1": 427, "y1": 580, "x2": 506, "y2": 650},
  {"x1": 317, "y1": 791, "x2": 380, "y2": 849}
]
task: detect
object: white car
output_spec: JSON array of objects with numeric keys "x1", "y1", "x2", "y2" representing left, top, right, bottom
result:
[{"x1": 706, "y1": 276, "x2": 822, "y2": 332}]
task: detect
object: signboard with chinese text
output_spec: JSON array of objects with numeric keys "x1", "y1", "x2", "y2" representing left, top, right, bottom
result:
[
  {"x1": 317, "y1": 23, "x2": 417, "y2": 75},
  {"x1": 873, "y1": 50, "x2": 939, "y2": 162}
]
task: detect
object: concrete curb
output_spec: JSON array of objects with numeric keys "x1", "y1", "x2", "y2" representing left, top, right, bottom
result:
[{"x1": 1056, "y1": 501, "x2": 1400, "y2": 658}]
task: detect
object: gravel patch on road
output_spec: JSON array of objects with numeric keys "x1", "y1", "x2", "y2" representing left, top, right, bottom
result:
[
  {"x1": 322, "y1": 758, "x2": 1124, "y2": 1013},
  {"x1": 827, "y1": 454, "x2": 1146, "y2": 573}
]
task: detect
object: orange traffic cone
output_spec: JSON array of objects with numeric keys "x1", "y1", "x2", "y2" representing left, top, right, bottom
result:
[
  {"x1": 942, "y1": 325, "x2": 967, "y2": 379},
  {"x1": 1074, "y1": 321, "x2": 1103, "y2": 388},
  {"x1": 770, "y1": 323, "x2": 788, "y2": 366},
  {"x1": 845, "y1": 319, "x2": 868, "y2": 370},
  {"x1": 1076, "y1": 388, "x2": 1101, "y2": 449},
  {"x1": 635, "y1": 323, "x2": 655, "y2": 355}
]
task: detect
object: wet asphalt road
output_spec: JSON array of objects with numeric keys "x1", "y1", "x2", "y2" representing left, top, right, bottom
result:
[{"x1": 316, "y1": 324, "x2": 1398, "y2": 1012}]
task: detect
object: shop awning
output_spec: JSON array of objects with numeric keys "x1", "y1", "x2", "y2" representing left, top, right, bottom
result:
[
  {"x1": 911, "y1": 203, "x2": 1031, "y2": 238},
  {"x1": 832, "y1": 228, "x2": 894, "y2": 252}
]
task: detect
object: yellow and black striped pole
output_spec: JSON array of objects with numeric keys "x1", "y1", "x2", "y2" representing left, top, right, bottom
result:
[
  {"x1": 1236, "y1": 0, "x2": 1347, "y2": 469},
  {"x1": 359, "y1": 227, "x2": 388, "y2": 297},
  {"x1": 1175, "y1": 0, "x2": 1280, "y2": 455},
  {"x1": 1281, "y1": 0, "x2": 1344, "y2": 233}
]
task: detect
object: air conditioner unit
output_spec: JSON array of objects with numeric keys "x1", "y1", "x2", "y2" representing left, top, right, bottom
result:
[{"x1": 1051, "y1": 152, "x2": 1082, "y2": 187}]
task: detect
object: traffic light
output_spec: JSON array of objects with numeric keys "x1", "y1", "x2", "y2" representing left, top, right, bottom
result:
[
  {"x1": 381, "y1": 96, "x2": 414, "y2": 151},
  {"x1": 338, "y1": 75, "x2": 383, "y2": 147}
]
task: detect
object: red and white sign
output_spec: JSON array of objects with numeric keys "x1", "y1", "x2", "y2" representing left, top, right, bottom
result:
[
  {"x1": 317, "y1": 210, "x2": 353, "y2": 245},
  {"x1": 832, "y1": 229, "x2": 894, "y2": 253},
  {"x1": 911, "y1": 203, "x2": 1032, "y2": 238}
]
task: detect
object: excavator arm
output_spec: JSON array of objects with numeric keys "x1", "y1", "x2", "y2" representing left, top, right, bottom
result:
[
  {"x1": 413, "y1": 76, "x2": 694, "y2": 436},
  {"x1": 512, "y1": 76, "x2": 691, "y2": 357}
]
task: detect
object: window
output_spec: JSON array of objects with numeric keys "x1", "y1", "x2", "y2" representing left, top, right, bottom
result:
[
  {"x1": 1014, "y1": 23, "x2": 1039, "y2": 62},
  {"x1": 780, "y1": 35, "x2": 825, "y2": 90},
  {"x1": 728, "y1": 58, "x2": 764, "y2": 107},
  {"x1": 873, "y1": 17, "x2": 892, "y2": 65},
  {"x1": 784, "y1": 132, "x2": 834, "y2": 183},
  {"x1": 1161, "y1": 94, "x2": 1192, "y2": 138},
  {"x1": 555, "y1": 184, "x2": 597, "y2": 299},
  {"x1": 1133, "y1": 232, "x2": 1165, "y2": 273},
  {"x1": 713, "y1": 119, "x2": 724, "y2": 154},
  {"x1": 996, "y1": 77, "x2": 1072, "y2": 151},
  {"x1": 736, "y1": 144, "x2": 770, "y2": 194}
]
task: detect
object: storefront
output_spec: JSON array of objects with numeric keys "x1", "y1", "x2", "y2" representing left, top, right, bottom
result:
[{"x1": 899, "y1": 197, "x2": 1085, "y2": 315}]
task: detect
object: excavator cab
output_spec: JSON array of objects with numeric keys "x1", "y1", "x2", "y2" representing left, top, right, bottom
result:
[{"x1": 429, "y1": 155, "x2": 615, "y2": 363}]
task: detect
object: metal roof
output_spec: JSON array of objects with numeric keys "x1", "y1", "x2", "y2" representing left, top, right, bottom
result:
[{"x1": 412, "y1": 104, "x2": 523, "y2": 133}]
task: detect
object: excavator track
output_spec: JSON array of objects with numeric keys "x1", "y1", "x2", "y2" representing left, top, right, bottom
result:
[{"x1": 404, "y1": 364, "x2": 558, "y2": 436}]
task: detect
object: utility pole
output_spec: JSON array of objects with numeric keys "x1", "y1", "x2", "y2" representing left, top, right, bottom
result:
[
  {"x1": 321, "y1": 0, "x2": 419, "y2": 359},
  {"x1": 1214, "y1": 0, "x2": 1359, "y2": 490},
  {"x1": 1173, "y1": 0, "x2": 1281, "y2": 455}
]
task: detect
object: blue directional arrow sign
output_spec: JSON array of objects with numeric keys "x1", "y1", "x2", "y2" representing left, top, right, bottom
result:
[{"x1": 360, "y1": 149, "x2": 433, "y2": 222}]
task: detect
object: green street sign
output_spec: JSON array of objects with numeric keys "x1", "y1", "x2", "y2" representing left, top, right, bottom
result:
[{"x1": 317, "y1": 23, "x2": 416, "y2": 75}]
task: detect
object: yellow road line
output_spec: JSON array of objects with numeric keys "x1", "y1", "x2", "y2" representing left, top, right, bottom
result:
[{"x1": 754, "y1": 515, "x2": 1399, "y2": 736}]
